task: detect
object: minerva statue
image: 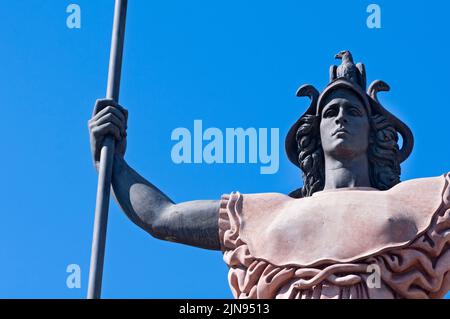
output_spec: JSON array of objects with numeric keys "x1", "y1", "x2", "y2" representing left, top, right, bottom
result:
[{"x1": 88, "y1": 51, "x2": 450, "y2": 299}]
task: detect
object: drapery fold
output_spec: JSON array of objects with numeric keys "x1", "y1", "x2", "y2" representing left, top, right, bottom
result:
[{"x1": 218, "y1": 173, "x2": 450, "y2": 299}]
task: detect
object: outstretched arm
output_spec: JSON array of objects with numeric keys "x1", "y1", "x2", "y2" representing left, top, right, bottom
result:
[
  {"x1": 111, "y1": 155, "x2": 221, "y2": 250},
  {"x1": 89, "y1": 99, "x2": 221, "y2": 251}
]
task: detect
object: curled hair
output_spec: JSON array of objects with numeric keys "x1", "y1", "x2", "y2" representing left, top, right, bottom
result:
[
  {"x1": 291, "y1": 114, "x2": 401, "y2": 198},
  {"x1": 368, "y1": 114, "x2": 401, "y2": 189},
  {"x1": 295, "y1": 115, "x2": 325, "y2": 197}
]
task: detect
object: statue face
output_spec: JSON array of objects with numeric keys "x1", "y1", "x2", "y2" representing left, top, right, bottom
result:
[{"x1": 319, "y1": 88, "x2": 370, "y2": 160}]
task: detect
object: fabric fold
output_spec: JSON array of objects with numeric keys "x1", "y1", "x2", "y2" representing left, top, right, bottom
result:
[{"x1": 219, "y1": 173, "x2": 450, "y2": 299}]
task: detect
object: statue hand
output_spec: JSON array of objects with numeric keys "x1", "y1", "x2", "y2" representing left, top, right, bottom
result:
[{"x1": 88, "y1": 98, "x2": 128, "y2": 168}]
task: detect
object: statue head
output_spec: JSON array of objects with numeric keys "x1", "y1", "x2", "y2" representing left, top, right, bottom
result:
[
  {"x1": 286, "y1": 51, "x2": 414, "y2": 197},
  {"x1": 319, "y1": 82, "x2": 371, "y2": 163}
]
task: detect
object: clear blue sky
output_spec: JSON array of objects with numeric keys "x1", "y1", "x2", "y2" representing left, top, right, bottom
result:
[{"x1": 1, "y1": 0, "x2": 449, "y2": 298}]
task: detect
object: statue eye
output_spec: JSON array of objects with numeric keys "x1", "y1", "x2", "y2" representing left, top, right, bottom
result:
[
  {"x1": 323, "y1": 107, "x2": 337, "y2": 118},
  {"x1": 348, "y1": 107, "x2": 362, "y2": 116}
]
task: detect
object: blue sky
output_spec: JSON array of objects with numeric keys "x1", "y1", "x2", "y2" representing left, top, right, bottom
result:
[{"x1": 1, "y1": 0, "x2": 449, "y2": 298}]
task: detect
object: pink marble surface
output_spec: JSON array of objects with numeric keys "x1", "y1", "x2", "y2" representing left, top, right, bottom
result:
[{"x1": 219, "y1": 173, "x2": 450, "y2": 299}]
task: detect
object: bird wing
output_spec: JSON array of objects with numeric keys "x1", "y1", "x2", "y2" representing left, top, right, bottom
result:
[
  {"x1": 356, "y1": 63, "x2": 366, "y2": 89},
  {"x1": 330, "y1": 65, "x2": 337, "y2": 82}
]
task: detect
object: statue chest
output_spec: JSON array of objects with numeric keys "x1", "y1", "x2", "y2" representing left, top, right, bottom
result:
[
  {"x1": 265, "y1": 191, "x2": 420, "y2": 265},
  {"x1": 236, "y1": 176, "x2": 445, "y2": 267}
]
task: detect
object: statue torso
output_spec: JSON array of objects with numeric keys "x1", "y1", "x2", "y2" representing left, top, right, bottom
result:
[{"x1": 219, "y1": 173, "x2": 450, "y2": 299}]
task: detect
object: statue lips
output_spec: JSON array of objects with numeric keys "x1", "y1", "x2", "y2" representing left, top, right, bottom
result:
[{"x1": 332, "y1": 128, "x2": 350, "y2": 137}]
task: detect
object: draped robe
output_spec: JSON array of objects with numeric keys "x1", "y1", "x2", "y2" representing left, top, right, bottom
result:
[{"x1": 218, "y1": 173, "x2": 450, "y2": 299}]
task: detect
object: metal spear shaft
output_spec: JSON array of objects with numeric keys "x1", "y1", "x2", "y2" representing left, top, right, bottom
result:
[{"x1": 88, "y1": 0, "x2": 128, "y2": 299}]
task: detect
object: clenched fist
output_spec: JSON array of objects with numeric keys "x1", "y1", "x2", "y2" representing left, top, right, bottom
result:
[{"x1": 88, "y1": 98, "x2": 128, "y2": 168}]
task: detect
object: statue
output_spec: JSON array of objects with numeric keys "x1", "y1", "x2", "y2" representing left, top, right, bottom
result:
[{"x1": 88, "y1": 51, "x2": 450, "y2": 299}]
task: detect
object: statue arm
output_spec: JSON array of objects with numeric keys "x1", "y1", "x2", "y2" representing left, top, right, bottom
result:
[
  {"x1": 110, "y1": 155, "x2": 221, "y2": 250},
  {"x1": 89, "y1": 99, "x2": 221, "y2": 251}
]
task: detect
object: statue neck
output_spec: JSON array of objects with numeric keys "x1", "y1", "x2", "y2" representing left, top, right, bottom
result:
[{"x1": 323, "y1": 154, "x2": 371, "y2": 190}]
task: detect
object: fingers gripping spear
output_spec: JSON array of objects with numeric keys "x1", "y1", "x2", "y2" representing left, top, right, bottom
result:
[{"x1": 87, "y1": 0, "x2": 128, "y2": 299}]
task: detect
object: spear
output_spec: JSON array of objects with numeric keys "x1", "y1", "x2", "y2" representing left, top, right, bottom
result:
[{"x1": 87, "y1": 0, "x2": 128, "y2": 299}]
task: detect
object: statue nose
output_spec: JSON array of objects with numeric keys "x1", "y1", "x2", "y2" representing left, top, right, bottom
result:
[{"x1": 335, "y1": 114, "x2": 348, "y2": 125}]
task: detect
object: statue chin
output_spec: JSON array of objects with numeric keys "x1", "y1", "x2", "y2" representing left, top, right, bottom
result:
[{"x1": 324, "y1": 140, "x2": 367, "y2": 161}]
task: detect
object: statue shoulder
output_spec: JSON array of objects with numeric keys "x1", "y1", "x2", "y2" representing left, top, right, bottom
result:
[
  {"x1": 220, "y1": 191, "x2": 296, "y2": 216},
  {"x1": 390, "y1": 172, "x2": 450, "y2": 199}
]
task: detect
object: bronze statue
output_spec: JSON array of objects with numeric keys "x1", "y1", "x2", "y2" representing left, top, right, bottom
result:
[{"x1": 88, "y1": 51, "x2": 450, "y2": 299}]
